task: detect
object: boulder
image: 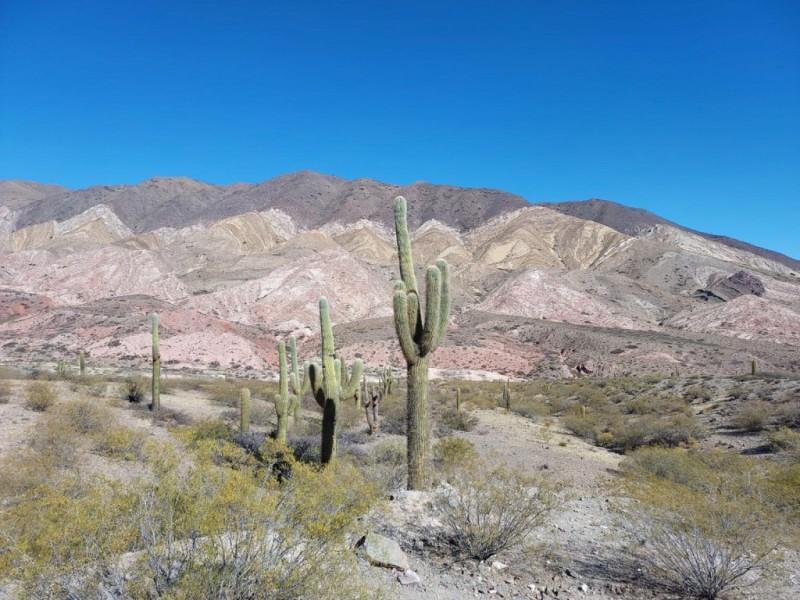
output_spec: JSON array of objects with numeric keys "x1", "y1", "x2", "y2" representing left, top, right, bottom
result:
[
  {"x1": 358, "y1": 532, "x2": 410, "y2": 570},
  {"x1": 398, "y1": 569, "x2": 421, "y2": 585}
]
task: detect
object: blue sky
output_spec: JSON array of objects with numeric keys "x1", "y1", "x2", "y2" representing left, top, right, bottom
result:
[{"x1": 1, "y1": 1, "x2": 798, "y2": 257}]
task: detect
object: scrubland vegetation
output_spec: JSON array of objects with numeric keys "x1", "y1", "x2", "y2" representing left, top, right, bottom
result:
[{"x1": 0, "y1": 368, "x2": 797, "y2": 599}]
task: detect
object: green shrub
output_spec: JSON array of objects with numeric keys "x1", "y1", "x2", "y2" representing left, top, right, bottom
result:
[
  {"x1": 93, "y1": 426, "x2": 147, "y2": 461},
  {"x1": 732, "y1": 400, "x2": 771, "y2": 432},
  {"x1": 58, "y1": 399, "x2": 110, "y2": 434},
  {"x1": 684, "y1": 384, "x2": 713, "y2": 402},
  {"x1": 618, "y1": 448, "x2": 787, "y2": 600},
  {"x1": 434, "y1": 436, "x2": 479, "y2": 476},
  {"x1": 435, "y1": 465, "x2": 555, "y2": 560},
  {"x1": 768, "y1": 427, "x2": 800, "y2": 453},
  {"x1": 438, "y1": 409, "x2": 478, "y2": 433},
  {"x1": 25, "y1": 381, "x2": 57, "y2": 412},
  {"x1": 121, "y1": 378, "x2": 146, "y2": 404}
]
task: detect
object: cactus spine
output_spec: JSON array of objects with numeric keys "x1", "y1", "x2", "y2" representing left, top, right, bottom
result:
[
  {"x1": 275, "y1": 341, "x2": 292, "y2": 443},
  {"x1": 392, "y1": 196, "x2": 450, "y2": 490},
  {"x1": 239, "y1": 387, "x2": 251, "y2": 434},
  {"x1": 308, "y1": 298, "x2": 363, "y2": 464},
  {"x1": 151, "y1": 313, "x2": 160, "y2": 413},
  {"x1": 79, "y1": 351, "x2": 85, "y2": 377},
  {"x1": 288, "y1": 336, "x2": 310, "y2": 422},
  {"x1": 503, "y1": 380, "x2": 511, "y2": 411}
]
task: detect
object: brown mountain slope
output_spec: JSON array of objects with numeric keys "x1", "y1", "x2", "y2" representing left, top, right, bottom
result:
[
  {"x1": 12, "y1": 171, "x2": 527, "y2": 234},
  {"x1": 0, "y1": 180, "x2": 69, "y2": 210}
]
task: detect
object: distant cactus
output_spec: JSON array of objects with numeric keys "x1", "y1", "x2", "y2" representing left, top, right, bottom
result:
[
  {"x1": 308, "y1": 298, "x2": 363, "y2": 464},
  {"x1": 502, "y1": 380, "x2": 511, "y2": 411},
  {"x1": 79, "y1": 350, "x2": 85, "y2": 377},
  {"x1": 239, "y1": 387, "x2": 251, "y2": 434},
  {"x1": 392, "y1": 196, "x2": 450, "y2": 490},
  {"x1": 362, "y1": 380, "x2": 380, "y2": 435},
  {"x1": 380, "y1": 367, "x2": 394, "y2": 397},
  {"x1": 275, "y1": 340, "x2": 293, "y2": 443},
  {"x1": 456, "y1": 386, "x2": 462, "y2": 413},
  {"x1": 751, "y1": 359, "x2": 757, "y2": 376},
  {"x1": 151, "y1": 313, "x2": 160, "y2": 413},
  {"x1": 288, "y1": 336, "x2": 310, "y2": 422},
  {"x1": 580, "y1": 404, "x2": 587, "y2": 419},
  {"x1": 56, "y1": 360, "x2": 66, "y2": 378}
]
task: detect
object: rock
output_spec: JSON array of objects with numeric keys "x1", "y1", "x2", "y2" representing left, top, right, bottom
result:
[
  {"x1": 397, "y1": 569, "x2": 421, "y2": 585},
  {"x1": 491, "y1": 560, "x2": 508, "y2": 571},
  {"x1": 359, "y1": 532, "x2": 410, "y2": 570},
  {"x1": 580, "y1": 583, "x2": 589, "y2": 592}
]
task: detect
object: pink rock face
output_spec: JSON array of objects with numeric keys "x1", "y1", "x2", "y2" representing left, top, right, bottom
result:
[
  {"x1": 666, "y1": 295, "x2": 800, "y2": 346},
  {"x1": 0, "y1": 189, "x2": 798, "y2": 376}
]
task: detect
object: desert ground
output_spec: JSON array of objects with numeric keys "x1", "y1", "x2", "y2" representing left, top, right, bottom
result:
[{"x1": 1, "y1": 363, "x2": 797, "y2": 599}]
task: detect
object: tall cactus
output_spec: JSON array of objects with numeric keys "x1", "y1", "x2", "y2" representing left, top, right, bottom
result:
[
  {"x1": 275, "y1": 340, "x2": 293, "y2": 443},
  {"x1": 456, "y1": 386, "x2": 462, "y2": 413},
  {"x1": 288, "y1": 336, "x2": 310, "y2": 421},
  {"x1": 308, "y1": 298, "x2": 363, "y2": 464},
  {"x1": 751, "y1": 359, "x2": 757, "y2": 376},
  {"x1": 392, "y1": 196, "x2": 450, "y2": 490},
  {"x1": 151, "y1": 313, "x2": 160, "y2": 413},
  {"x1": 239, "y1": 387, "x2": 251, "y2": 434},
  {"x1": 79, "y1": 350, "x2": 85, "y2": 377}
]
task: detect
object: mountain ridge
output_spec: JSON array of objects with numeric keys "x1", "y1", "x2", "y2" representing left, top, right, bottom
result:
[{"x1": 2, "y1": 171, "x2": 795, "y2": 268}]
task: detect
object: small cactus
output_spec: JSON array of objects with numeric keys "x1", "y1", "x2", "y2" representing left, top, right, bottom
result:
[
  {"x1": 151, "y1": 313, "x2": 160, "y2": 413},
  {"x1": 239, "y1": 387, "x2": 251, "y2": 434},
  {"x1": 751, "y1": 359, "x2": 757, "y2": 376},
  {"x1": 56, "y1": 360, "x2": 66, "y2": 378},
  {"x1": 79, "y1": 351, "x2": 85, "y2": 377},
  {"x1": 502, "y1": 380, "x2": 511, "y2": 411},
  {"x1": 392, "y1": 196, "x2": 450, "y2": 490},
  {"x1": 308, "y1": 298, "x2": 363, "y2": 464},
  {"x1": 456, "y1": 386, "x2": 462, "y2": 413}
]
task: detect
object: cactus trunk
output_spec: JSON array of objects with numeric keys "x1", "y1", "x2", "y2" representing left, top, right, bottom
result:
[
  {"x1": 151, "y1": 313, "x2": 160, "y2": 413},
  {"x1": 407, "y1": 358, "x2": 430, "y2": 489},
  {"x1": 275, "y1": 340, "x2": 292, "y2": 444},
  {"x1": 239, "y1": 387, "x2": 250, "y2": 434}
]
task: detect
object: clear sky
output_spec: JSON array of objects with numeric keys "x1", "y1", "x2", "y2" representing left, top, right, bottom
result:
[{"x1": 1, "y1": 1, "x2": 798, "y2": 257}]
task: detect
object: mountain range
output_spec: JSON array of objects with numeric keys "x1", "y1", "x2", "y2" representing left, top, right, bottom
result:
[{"x1": 1, "y1": 171, "x2": 798, "y2": 378}]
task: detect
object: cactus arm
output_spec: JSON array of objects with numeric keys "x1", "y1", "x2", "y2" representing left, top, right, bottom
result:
[
  {"x1": 393, "y1": 283, "x2": 419, "y2": 364},
  {"x1": 434, "y1": 259, "x2": 451, "y2": 347},
  {"x1": 420, "y1": 265, "x2": 442, "y2": 355},
  {"x1": 393, "y1": 196, "x2": 418, "y2": 293},
  {"x1": 300, "y1": 362, "x2": 311, "y2": 395},
  {"x1": 278, "y1": 341, "x2": 289, "y2": 400},
  {"x1": 340, "y1": 359, "x2": 364, "y2": 399},
  {"x1": 308, "y1": 363, "x2": 325, "y2": 408}
]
